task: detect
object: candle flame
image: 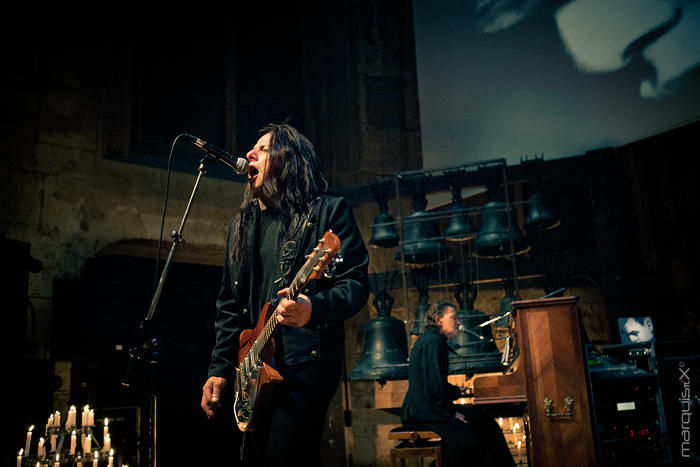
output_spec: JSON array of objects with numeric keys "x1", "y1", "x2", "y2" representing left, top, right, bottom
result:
[
  {"x1": 110, "y1": 448, "x2": 114, "y2": 456},
  {"x1": 105, "y1": 418, "x2": 109, "y2": 426},
  {"x1": 19, "y1": 448, "x2": 24, "y2": 456},
  {"x1": 29, "y1": 425, "x2": 35, "y2": 432},
  {"x1": 56, "y1": 453, "x2": 60, "y2": 461},
  {"x1": 94, "y1": 451, "x2": 99, "y2": 459}
]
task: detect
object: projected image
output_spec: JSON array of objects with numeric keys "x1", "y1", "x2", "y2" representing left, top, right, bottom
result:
[
  {"x1": 413, "y1": 0, "x2": 700, "y2": 167},
  {"x1": 618, "y1": 316, "x2": 655, "y2": 343}
]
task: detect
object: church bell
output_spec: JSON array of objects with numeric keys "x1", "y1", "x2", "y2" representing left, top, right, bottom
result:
[
  {"x1": 369, "y1": 178, "x2": 400, "y2": 248},
  {"x1": 444, "y1": 168, "x2": 476, "y2": 242},
  {"x1": 395, "y1": 174, "x2": 451, "y2": 266},
  {"x1": 474, "y1": 200, "x2": 530, "y2": 258},
  {"x1": 349, "y1": 290, "x2": 409, "y2": 381},
  {"x1": 524, "y1": 193, "x2": 560, "y2": 232}
]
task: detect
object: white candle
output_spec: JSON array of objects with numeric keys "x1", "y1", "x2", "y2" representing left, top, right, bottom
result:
[
  {"x1": 50, "y1": 434, "x2": 57, "y2": 452},
  {"x1": 70, "y1": 431, "x2": 77, "y2": 454},
  {"x1": 108, "y1": 449, "x2": 114, "y2": 467},
  {"x1": 103, "y1": 434, "x2": 111, "y2": 453},
  {"x1": 46, "y1": 414, "x2": 54, "y2": 435},
  {"x1": 17, "y1": 449, "x2": 23, "y2": 467},
  {"x1": 54, "y1": 411, "x2": 61, "y2": 427},
  {"x1": 82, "y1": 406, "x2": 89, "y2": 426},
  {"x1": 38, "y1": 438, "x2": 46, "y2": 460},
  {"x1": 84, "y1": 434, "x2": 92, "y2": 455},
  {"x1": 88, "y1": 410, "x2": 94, "y2": 426},
  {"x1": 67, "y1": 406, "x2": 77, "y2": 428},
  {"x1": 25, "y1": 426, "x2": 34, "y2": 456},
  {"x1": 93, "y1": 451, "x2": 99, "y2": 467}
]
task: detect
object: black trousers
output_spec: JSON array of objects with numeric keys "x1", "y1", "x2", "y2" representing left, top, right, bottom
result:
[
  {"x1": 241, "y1": 359, "x2": 342, "y2": 467},
  {"x1": 425, "y1": 409, "x2": 516, "y2": 467}
]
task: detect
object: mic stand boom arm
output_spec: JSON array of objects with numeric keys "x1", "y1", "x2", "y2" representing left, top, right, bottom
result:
[{"x1": 122, "y1": 158, "x2": 210, "y2": 467}]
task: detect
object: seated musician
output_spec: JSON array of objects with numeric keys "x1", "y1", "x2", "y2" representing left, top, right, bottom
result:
[{"x1": 401, "y1": 301, "x2": 515, "y2": 467}]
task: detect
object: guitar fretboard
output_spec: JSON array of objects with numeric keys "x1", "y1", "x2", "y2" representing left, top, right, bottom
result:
[{"x1": 249, "y1": 254, "x2": 314, "y2": 359}]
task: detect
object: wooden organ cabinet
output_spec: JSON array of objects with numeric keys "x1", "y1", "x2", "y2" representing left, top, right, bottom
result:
[{"x1": 470, "y1": 296, "x2": 597, "y2": 466}]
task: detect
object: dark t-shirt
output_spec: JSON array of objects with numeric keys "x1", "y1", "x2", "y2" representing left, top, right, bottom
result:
[{"x1": 252, "y1": 208, "x2": 281, "y2": 318}]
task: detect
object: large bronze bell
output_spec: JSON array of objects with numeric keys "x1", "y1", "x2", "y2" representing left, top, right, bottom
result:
[
  {"x1": 369, "y1": 178, "x2": 400, "y2": 248},
  {"x1": 447, "y1": 308, "x2": 503, "y2": 376},
  {"x1": 474, "y1": 200, "x2": 530, "y2": 258},
  {"x1": 445, "y1": 286, "x2": 502, "y2": 376},
  {"x1": 370, "y1": 212, "x2": 400, "y2": 248},
  {"x1": 524, "y1": 193, "x2": 560, "y2": 232},
  {"x1": 444, "y1": 202, "x2": 476, "y2": 242},
  {"x1": 409, "y1": 266, "x2": 432, "y2": 335},
  {"x1": 410, "y1": 294, "x2": 430, "y2": 336},
  {"x1": 349, "y1": 291, "x2": 409, "y2": 381},
  {"x1": 444, "y1": 168, "x2": 476, "y2": 242},
  {"x1": 395, "y1": 174, "x2": 451, "y2": 266}
]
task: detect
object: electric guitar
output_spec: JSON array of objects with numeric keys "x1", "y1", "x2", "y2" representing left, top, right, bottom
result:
[{"x1": 232, "y1": 230, "x2": 341, "y2": 431}]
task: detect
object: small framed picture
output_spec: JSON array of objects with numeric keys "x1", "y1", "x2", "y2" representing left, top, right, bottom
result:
[{"x1": 618, "y1": 316, "x2": 654, "y2": 343}]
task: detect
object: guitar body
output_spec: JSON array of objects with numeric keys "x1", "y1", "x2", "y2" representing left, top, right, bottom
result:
[
  {"x1": 233, "y1": 302, "x2": 283, "y2": 432},
  {"x1": 231, "y1": 230, "x2": 341, "y2": 432}
]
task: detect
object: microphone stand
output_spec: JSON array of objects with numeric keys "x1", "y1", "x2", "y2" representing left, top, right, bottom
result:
[{"x1": 122, "y1": 157, "x2": 211, "y2": 467}]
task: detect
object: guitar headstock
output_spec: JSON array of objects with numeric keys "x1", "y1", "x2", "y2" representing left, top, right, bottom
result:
[{"x1": 306, "y1": 230, "x2": 341, "y2": 281}]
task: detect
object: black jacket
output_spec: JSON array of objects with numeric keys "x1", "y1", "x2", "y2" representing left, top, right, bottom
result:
[
  {"x1": 208, "y1": 194, "x2": 369, "y2": 379},
  {"x1": 401, "y1": 326, "x2": 462, "y2": 424}
]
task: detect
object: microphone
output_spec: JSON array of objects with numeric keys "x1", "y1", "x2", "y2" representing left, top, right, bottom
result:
[{"x1": 184, "y1": 134, "x2": 248, "y2": 174}]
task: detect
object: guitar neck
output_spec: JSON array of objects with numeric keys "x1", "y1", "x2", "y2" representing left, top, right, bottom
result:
[{"x1": 250, "y1": 266, "x2": 307, "y2": 359}]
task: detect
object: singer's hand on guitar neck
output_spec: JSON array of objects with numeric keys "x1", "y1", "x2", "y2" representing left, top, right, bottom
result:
[{"x1": 276, "y1": 288, "x2": 312, "y2": 327}]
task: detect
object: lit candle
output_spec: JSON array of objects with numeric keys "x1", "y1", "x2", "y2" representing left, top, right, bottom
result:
[
  {"x1": 88, "y1": 410, "x2": 94, "y2": 426},
  {"x1": 103, "y1": 418, "x2": 109, "y2": 444},
  {"x1": 38, "y1": 437, "x2": 46, "y2": 460},
  {"x1": 54, "y1": 411, "x2": 61, "y2": 427},
  {"x1": 54, "y1": 453, "x2": 60, "y2": 467},
  {"x1": 103, "y1": 434, "x2": 111, "y2": 453},
  {"x1": 25, "y1": 426, "x2": 35, "y2": 456},
  {"x1": 70, "y1": 431, "x2": 77, "y2": 454},
  {"x1": 17, "y1": 449, "x2": 23, "y2": 467},
  {"x1": 108, "y1": 449, "x2": 114, "y2": 467},
  {"x1": 84, "y1": 434, "x2": 92, "y2": 455},
  {"x1": 67, "y1": 406, "x2": 77, "y2": 428},
  {"x1": 46, "y1": 414, "x2": 54, "y2": 435},
  {"x1": 82, "y1": 406, "x2": 89, "y2": 426},
  {"x1": 93, "y1": 451, "x2": 99, "y2": 467}
]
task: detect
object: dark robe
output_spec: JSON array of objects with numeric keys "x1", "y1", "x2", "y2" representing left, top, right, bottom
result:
[{"x1": 401, "y1": 327, "x2": 515, "y2": 467}]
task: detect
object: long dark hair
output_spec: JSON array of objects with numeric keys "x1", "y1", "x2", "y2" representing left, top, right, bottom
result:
[{"x1": 230, "y1": 123, "x2": 328, "y2": 262}]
